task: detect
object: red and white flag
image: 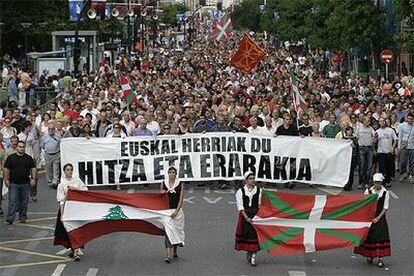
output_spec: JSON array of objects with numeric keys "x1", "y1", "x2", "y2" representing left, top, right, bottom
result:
[
  {"x1": 208, "y1": 15, "x2": 234, "y2": 42},
  {"x1": 120, "y1": 75, "x2": 136, "y2": 104},
  {"x1": 253, "y1": 190, "x2": 377, "y2": 255},
  {"x1": 62, "y1": 190, "x2": 185, "y2": 248}
]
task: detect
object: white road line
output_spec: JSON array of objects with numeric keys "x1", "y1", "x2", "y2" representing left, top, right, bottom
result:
[
  {"x1": 127, "y1": 188, "x2": 135, "y2": 194},
  {"x1": 288, "y1": 271, "x2": 307, "y2": 276},
  {"x1": 228, "y1": 201, "x2": 236, "y2": 204},
  {"x1": 183, "y1": 196, "x2": 195, "y2": 204},
  {"x1": 317, "y1": 187, "x2": 342, "y2": 195},
  {"x1": 56, "y1": 248, "x2": 71, "y2": 256},
  {"x1": 388, "y1": 190, "x2": 399, "y2": 199},
  {"x1": 213, "y1": 189, "x2": 235, "y2": 194},
  {"x1": 86, "y1": 268, "x2": 99, "y2": 276},
  {"x1": 203, "y1": 196, "x2": 223, "y2": 204},
  {"x1": 51, "y1": 264, "x2": 66, "y2": 276}
]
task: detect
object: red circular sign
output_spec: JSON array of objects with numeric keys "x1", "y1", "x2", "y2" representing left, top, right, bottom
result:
[{"x1": 380, "y1": 50, "x2": 394, "y2": 63}]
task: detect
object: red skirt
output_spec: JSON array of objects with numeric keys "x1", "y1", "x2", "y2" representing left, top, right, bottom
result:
[{"x1": 234, "y1": 212, "x2": 260, "y2": 252}]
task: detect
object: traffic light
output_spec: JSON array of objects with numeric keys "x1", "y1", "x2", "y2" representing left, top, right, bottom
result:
[
  {"x1": 217, "y1": 2, "x2": 223, "y2": 11},
  {"x1": 200, "y1": 0, "x2": 206, "y2": 6}
]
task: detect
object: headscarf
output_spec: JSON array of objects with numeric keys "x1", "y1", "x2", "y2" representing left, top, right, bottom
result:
[{"x1": 164, "y1": 165, "x2": 180, "y2": 193}]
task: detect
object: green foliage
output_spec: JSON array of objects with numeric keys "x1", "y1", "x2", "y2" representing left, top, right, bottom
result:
[
  {"x1": 233, "y1": 0, "x2": 387, "y2": 51},
  {"x1": 162, "y1": 3, "x2": 188, "y2": 26},
  {"x1": 231, "y1": 0, "x2": 262, "y2": 32}
]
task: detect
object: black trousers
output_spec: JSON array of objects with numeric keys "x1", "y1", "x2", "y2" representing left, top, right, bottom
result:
[{"x1": 377, "y1": 153, "x2": 394, "y2": 184}]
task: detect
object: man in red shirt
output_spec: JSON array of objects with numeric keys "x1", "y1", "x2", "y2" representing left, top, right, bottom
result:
[{"x1": 62, "y1": 101, "x2": 81, "y2": 121}]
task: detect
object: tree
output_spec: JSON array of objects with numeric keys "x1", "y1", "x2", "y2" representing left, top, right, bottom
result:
[
  {"x1": 104, "y1": 205, "x2": 128, "y2": 220},
  {"x1": 231, "y1": 0, "x2": 262, "y2": 32},
  {"x1": 162, "y1": 3, "x2": 188, "y2": 26}
]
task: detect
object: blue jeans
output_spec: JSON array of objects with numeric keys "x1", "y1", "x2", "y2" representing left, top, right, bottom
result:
[
  {"x1": 400, "y1": 149, "x2": 414, "y2": 175},
  {"x1": 359, "y1": 146, "x2": 373, "y2": 185},
  {"x1": 7, "y1": 183, "x2": 30, "y2": 222}
]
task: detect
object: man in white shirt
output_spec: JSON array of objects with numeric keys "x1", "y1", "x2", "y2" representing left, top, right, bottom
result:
[
  {"x1": 260, "y1": 116, "x2": 276, "y2": 137},
  {"x1": 247, "y1": 117, "x2": 263, "y2": 135},
  {"x1": 79, "y1": 99, "x2": 99, "y2": 125},
  {"x1": 375, "y1": 118, "x2": 396, "y2": 187},
  {"x1": 356, "y1": 116, "x2": 375, "y2": 189},
  {"x1": 145, "y1": 111, "x2": 160, "y2": 135},
  {"x1": 120, "y1": 111, "x2": 136, "y2": 137}
]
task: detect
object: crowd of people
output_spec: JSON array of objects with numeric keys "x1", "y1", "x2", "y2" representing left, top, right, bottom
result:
[{"x1": 1, "y1": 21, "x2": 410, "y2": 267}]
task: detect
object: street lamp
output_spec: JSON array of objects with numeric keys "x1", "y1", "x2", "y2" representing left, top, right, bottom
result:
[
  {"x1": 38, "y1": 22, "x2": 47, "y2": 51},
  {"x1": 20, "y1": 22, "x2": 32, "y2": 67}
]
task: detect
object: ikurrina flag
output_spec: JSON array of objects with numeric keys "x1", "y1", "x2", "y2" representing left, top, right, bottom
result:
[
  {"x1": 230, "y1": 34, "x2": 266, "y2": 74},
  {"x1": 120, "y1": 75, "x2": 136, "y2": 104},
  {"x1": 290, "y1": 71, "x2": 308, "y2": 113},
  {"x1": 62, "y1": 190, "x2": 184, "y2": 249},
  {"x1": 253, "y1": 190, "x2": 377, "y2": 255},
  {"x1": 208, "y1": 15, "x2": 234, "y2": 42}
]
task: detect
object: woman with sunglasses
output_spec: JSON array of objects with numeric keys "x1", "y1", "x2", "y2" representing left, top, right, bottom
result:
[
  {"x1": 160, "y1": 166, "x2": 185, "y2": 263},
  {"x1": 235, "y1": 171, "x2": 262, "y2": 267},
  {"x1": 0, "y1": 117, "x2": 17, "y2": 148},
  {"x1": 54, "y1": 163, "x2": 87, "y2": 261}
]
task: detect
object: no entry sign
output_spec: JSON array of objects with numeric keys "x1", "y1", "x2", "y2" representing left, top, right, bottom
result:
[{"x1": 380, "y1": 50, "x2": 394, "y2": 63}]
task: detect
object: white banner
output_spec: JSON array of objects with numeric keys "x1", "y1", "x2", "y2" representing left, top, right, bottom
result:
[{"x1": 60, "y1": 133, "x2": 352, "y2": 187}]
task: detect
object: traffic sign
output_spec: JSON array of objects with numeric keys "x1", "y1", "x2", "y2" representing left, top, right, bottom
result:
[{"x1": 380, "y1": 50, "x2": 394, "y2": 63}]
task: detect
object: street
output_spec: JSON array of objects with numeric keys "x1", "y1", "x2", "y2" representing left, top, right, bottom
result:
[{"x1": 0, "y1": 175, "x2": 413, "y2": 276}]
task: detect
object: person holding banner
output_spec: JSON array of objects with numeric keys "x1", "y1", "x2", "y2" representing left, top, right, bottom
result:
[
  {"x1": 354, "y1": 173, "x2": 391, "y2": 268},
  {"x1": 54, "y1": 163, "x2": 88, "y2": 261},
  {"x1": 160, "y1": 166, "x2": 185, "y2": 263},
  {"x1": 235, "y1": 171, "x2": 262, "y2": 267}
]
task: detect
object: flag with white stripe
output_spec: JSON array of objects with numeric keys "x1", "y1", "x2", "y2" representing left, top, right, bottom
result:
[
  {"x1": 252, "y1": 190, "x2": 377, "y2": 255},
  {"x1": 120, "y1": 75, "x2": 136, "y2": 104},
  {"x1": 208, "y1": 15, "x2": 234, "y2": 42},
  {"x1": 62, "y1": 190, "x2": 184, "y2": 248}
]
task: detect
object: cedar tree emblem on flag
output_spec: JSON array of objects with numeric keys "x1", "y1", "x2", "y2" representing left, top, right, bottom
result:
[
  {"x1": 230, "y1": 34, "x2": 266, "y2": 74},
  {"x1": 290, "y1": 71, "x2": 308, "y2": 113},
  {"x1": 253, "y1": 191, "x2": 377, "y2": 255},
  {"x1": 104, "y1": 205, "x2": 129, "y2": 220},
  {"x1": 208, "y1": 15, "x2": 234, "y2": 42},
  {"x1": 120, "y1": 75, "x2": 136, "y2": 104}
]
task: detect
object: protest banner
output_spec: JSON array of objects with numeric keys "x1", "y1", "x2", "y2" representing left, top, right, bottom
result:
[{"x1": 60, "y1": 133, "x2": 352, "y2": 187}]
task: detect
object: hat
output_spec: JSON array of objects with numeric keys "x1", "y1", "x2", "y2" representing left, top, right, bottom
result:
[
  {"x1": 373, "y1": 173, "x2": 384, "y2": 182},
  {"x1": 244, "y1": 171, "x2": 254, "y2": 180}
]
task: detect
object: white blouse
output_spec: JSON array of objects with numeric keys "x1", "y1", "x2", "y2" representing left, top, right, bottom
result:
[
  {"x1": 235, "y1": 185, "x2": 262, "y2": 211},
  {"x1": 57, "y1": 176, "x2": 88, "y2": 206},
  {"x1": 364, "y1": 186, "x2": 390, "y2": 210}
]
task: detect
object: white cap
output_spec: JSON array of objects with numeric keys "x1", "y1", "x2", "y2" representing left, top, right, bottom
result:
[
  {"x1": 373, "y1": 173, "x2": 384, "y2": 182},
  {"x1": 244, "y1": 171, "x2": 254, "y2": 180}
]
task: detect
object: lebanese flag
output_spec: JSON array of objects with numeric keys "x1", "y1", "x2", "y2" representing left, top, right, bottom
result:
[
  {"x1": 253, "y1": 190, "x2": 377, "y2": 255},
  {"x1": 120, "y1": 75, "x2": 136, "y2": 104},
  {"x1": 62, "y1": 190, "x2": 184, "y2": 249}
]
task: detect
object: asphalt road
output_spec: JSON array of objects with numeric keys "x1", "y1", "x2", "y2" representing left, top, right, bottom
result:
[{"x1": 0, "y1": 175, "x2": 413, "y2": 276}]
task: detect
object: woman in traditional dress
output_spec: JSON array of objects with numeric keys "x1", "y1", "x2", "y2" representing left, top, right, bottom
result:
[
  {"x1": 160, "y1": 166, "x2": 185, "y2": 263},
  {"x1": 54, "y1": 163, "x2": 88, "y2": 261},
  {"x1": 235, "y1": 171, "x2": 261, "y2": 267},
  {"x1": 354, "y1": 173, "x2": 391, "y2": 268}
]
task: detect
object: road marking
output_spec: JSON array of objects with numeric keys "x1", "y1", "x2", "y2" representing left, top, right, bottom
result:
[
  {"x1": 288, "y1": 271, "x2": 307, "y2": 276},
  {"x1": 86, "y1": 268, "x2": 99, "y2": 276},
  {"x1": 0, "y1": 259, "x2": 71, "y2": 269},
  {"x1": 127, "y1": 188, "x2": 135, "y2": 193},
  {"x1": 388, "y1": 190, "x2": 399, "y2": 199},
  {"x1": 183, "y1": 196, "x2": 195, "y2": 204},
  {"x1": 56, "y1": 248, "x2": 71, "y2": 256},
  {"x1": 51, "y1": 264, "x2": 66, "y2": 276},
  {"x1": 0, "y1": 246, "x2": 69, "y2": 260},
  {"x1": 14, "y1": 223, "x2": 55, "y2": 231},
  {"x1": 228, "y1": 201, "x2": 236, "y2": 204},
  {"x1": 203, "y1": 196, "x2": 223, "y2": 204},
  {"x1": 213, "y1": 189, "x2": 235, "y2": 194},
  {"x1": 27, "y1": 212, "x2": 56, "y2": 215},
  {"x1": 317, "y1": 187, "x2": 342, "y2": 195},
  {"x1": 26, "y1": 216, "x2": 56, "y2": 222},
  {"x1": 188, "y1": 187, "x2": 210, "y2": 194},
  {"x1": 0, "y1": 237, "x2": 54, "y2": 245}
]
